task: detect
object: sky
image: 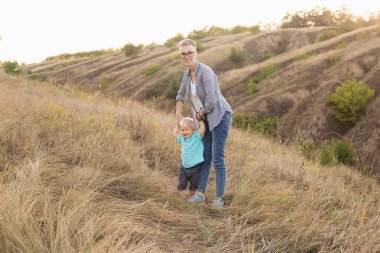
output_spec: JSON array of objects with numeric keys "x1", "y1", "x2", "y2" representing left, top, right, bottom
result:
[{"x1": 1, "y1": 0, "x2": 380, "y2": 64}]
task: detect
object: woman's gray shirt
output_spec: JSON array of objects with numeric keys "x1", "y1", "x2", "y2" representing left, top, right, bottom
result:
[{"x1": 176, "y1": 61, "x2": 233, "y2": 131}]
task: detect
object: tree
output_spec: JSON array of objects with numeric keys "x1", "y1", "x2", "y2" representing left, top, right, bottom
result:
[
  {"x1": 327, "y1": 80, "x2": 374, "y2": 126},
  {"x1": 3, "y1": 61, "x2": 21, "y2": 75},
  {"x1": 122, "y1": 43, "x2": 143, "y2": 57}
]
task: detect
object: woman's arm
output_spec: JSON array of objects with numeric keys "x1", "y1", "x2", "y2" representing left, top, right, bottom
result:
[
  {"x1": 200, "y1": 68, "x2": 217, "y2": 115},
  {"x1": 175, "y1": 74, "x2": 187, "y2": 126},
  {"x1": 176, "y1": 101, "x2": 183, "y2": 126}
]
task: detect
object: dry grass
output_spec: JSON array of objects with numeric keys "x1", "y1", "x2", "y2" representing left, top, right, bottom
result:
[{"x1": 1, "y1": 72, "x2": 380, "y2": 252}]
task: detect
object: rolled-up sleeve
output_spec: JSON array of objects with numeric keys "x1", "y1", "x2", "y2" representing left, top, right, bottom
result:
[
  {"x1": 175, "y1": 74, "x2": 187, "y2": 102},
  {"x1": 201, "y1": 69, "x2": 216, "y2": 113}
]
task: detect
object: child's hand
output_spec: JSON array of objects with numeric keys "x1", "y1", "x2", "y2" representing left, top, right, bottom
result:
[{"x1": 173, "y1": 124, "x2": 180, "y2": 139}]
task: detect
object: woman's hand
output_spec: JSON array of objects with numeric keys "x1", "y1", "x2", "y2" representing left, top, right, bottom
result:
[
  {"x1": 196, "y1": 111, "x2": 205, "y2": 120},
  {"x1": 176, "y1": 113, "x2": 183, "y2": 126}
]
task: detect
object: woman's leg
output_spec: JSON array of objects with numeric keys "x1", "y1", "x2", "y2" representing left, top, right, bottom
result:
[
  {"x1": 197, "y1": 123, "x2": 212, "y2": 194},
  {"x1": 212, "y1": 112, "x2": 232, "y2": 197}
]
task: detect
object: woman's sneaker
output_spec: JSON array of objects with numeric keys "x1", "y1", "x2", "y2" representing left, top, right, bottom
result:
[
  {"x1": 187, "y1": 192, "x2": 205, "y2": 204},
  {"x1": 212, "y1": 197, "x2": 224, "y2": 208}
]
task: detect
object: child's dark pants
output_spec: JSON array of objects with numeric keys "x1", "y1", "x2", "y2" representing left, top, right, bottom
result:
[{"x1": 177, "y1": 163, "x2": 201, "y2": 191}]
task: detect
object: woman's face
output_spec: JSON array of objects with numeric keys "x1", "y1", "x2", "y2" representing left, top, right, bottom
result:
[{"x1": 179, "y1": 45, "x2": 197, "y2": 67}]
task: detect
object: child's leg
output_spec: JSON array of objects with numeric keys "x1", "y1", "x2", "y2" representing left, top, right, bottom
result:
[
  {"x1": 177, "y1": 166, "x2": 189, "y2": 199},
  {"x1": 188, "y1": 165, "x2": 200, "y2": 198},
  {"x1": 189, "y1": 189, "x2": 196, "y2": 197}
]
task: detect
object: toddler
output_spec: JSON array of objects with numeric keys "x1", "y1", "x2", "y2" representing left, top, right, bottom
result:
[{"x1": 173, "y1": 117, "x2": 206, "y2": 200}]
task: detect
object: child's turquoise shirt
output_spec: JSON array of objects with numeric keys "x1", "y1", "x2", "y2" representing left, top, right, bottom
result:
[{"x1": 177, "y1": 131, "x2": 204, "y2": 168}]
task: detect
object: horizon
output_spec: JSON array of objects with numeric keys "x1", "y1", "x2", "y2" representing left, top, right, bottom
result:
[{"x1": 1, "y1": 0, "x2": 380, "y2": 64}]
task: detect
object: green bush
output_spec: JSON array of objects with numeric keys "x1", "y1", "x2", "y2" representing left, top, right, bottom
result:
[
  {"x1": 249, "y1": 25, "x2": 261, "y2": 34},
  {"x1": 196, "y1": 42, "x2": 205, "y2": 52},
  {"x1": 29, "y1": 72, "x2": 46, "y2": 81},
  {"x1": 45, "y1": 49, "x2": 117, "y2": 61},
  {"x1": 318, "y1": 30, "x2": 341, "y2": 41},
  {"x1": 335, "y1": 41, "x2": 348, "y2": 49},
  {"x1": 319, "y1": 139, "x2": 356, "y2": 166},
  {"x1": 319, "y1": 141, "x2": 335, "y2": 165},
  {"x1": 357, "y1": 31, "x2": 370, "y2": 41},
  {"x1": 233, "y1": 114, "x2": 279, "y2": 137},
  {"x1": 245, "y1": 78, "x2": 258, "y2": 94},
  {"x1": 262, "y1": 52, "x2": 277, "y2": 60},
  {"x1": 229, "y1": 47, "x2": 244, "y2": 61},
  {"x1": 327, "y1": 80, "x2": 375, "y2": 126},
  {"x1": 297, "y1": 137, "x2": 316, "y2": 159},
  {"x1": 164, "y1": 33, "x2": 184, "y2": 48},
  {"x1": 145, "y1": 63, "x2": 161, "y2": 76},
  {"x1": 328, "y1": 53, "x2": 342, "y2": 65},
  {"x1": 245, "y1": 64, "x2": 280, "y2": 93},
  {"x1": 3, "y1": 61, "x2": 21, "y2": 75},
  {"x1": 164, "y1": 78, "x2": 180, "y2": 99},
  {"x1": 294, "y1": 52, "x2": 314, "y2": 61},
  {"x1": 122, "y1": 43, "x2": 144, "y2": 57},
  {"x1": 99, "y1": 73, "x2": 109, "y2": 92},
  {"x1": 188, "y1": 28, "x2": 208, "y2": 40}
]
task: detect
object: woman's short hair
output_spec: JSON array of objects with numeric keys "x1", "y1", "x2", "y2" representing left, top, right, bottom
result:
[{"x1": 178, "y1": 38, "x2": 196, "y2": 49}]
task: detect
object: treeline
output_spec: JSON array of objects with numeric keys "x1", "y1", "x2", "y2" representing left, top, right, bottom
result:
[
  {"x1": 163, "y1": 25, "x2": 261, "y2": 48},
  {"x1": 45, "y1": 49, "x2": 118, "y2": 61},
  {"x1": 281, "y1": 7, "x2": 380, "y2": 31}
]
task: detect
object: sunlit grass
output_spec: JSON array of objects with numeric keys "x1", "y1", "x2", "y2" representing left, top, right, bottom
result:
[{"x1": 1, "y1": 72, "x2": 380, "y2": 252}]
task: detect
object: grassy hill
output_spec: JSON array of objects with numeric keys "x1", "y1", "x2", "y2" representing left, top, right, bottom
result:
[
  {"x1": 17, "y1": 25, "x2": 380, "y2": 173},
  {"x1": 2, "y1": 72, "x2": 380, "y2": 252}
]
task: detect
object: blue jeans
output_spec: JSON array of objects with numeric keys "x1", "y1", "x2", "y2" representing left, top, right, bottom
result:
[{"x1": 198, "y1": 112, "x2": 232, "y2": 197}]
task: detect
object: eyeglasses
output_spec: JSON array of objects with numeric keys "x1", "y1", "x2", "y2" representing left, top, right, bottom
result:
[{"x1": 179, "y1": 51, "x2": 195, "y2": 58}]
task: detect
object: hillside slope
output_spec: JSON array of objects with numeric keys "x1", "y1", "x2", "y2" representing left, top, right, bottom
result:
[
  {"x1": 20, "y1": 25, "x2": 380, "y2": 172},
  {"x1": 2, "y1": 73, "x2": 380, "y2": 252}
]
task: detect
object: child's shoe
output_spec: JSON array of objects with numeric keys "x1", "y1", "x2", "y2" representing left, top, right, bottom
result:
[
  {"x1": 212, "y1": 197, "x2": 224, "y2": 208},
  {"x1": 187, "y1": 192, "x2": 205, "y2": 204}
]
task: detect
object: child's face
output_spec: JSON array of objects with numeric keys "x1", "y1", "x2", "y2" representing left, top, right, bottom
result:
[{"x1": 180, "y1": 123, "x2": 195, "y2": 139}]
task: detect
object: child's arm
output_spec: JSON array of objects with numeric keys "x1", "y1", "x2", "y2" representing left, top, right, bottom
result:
[
  {"x1": 173, "y1": 125, "x2": 180, "y2": 139},
  {"x1": 199, "y1": 120, "x2": 206, "y2": 137}
]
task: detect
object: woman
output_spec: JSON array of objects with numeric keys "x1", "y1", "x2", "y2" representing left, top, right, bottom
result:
[{"x1": 175, "y1": 38, "x2": 233, "y2": 207}]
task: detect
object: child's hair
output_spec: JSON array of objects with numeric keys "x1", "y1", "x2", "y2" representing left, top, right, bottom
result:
[
  {"x1": 179, "y1": 117, "x2": 195, "y2": 130},
  {"x1": 178, "y1": 38, "x2": 196, "y2": 49}
]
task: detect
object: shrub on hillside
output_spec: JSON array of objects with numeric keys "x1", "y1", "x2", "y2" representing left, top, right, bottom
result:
[
  {"x1": 233, "y1": 114, "x2": 279, "y2": 137},
  {"x1": 317, "y1": 30, "x2": 341, "y2": 41},
  {"x1": 229, "y1": 47, "x2": 244, "y2": 61},
  {"x1": 45, "y1": 49, "x2": 117, "y2": 61},
  {"x1": 335, "y1": 41, "x2": 348, "y2": 49},
  {"x1": 297, "y1": 137, "x2": 316, "y2": 160},
  {"x1": 29, "y1": 72, "x2": 47, "y2": 82},
  {"x1": 245, "y1": 78, "x2": 258, "y2": 94},
  {"x1": 188, "y1": 28, "x2": 208, "y2": 40},
  {"x1": 99, "y1": 73, "x2": 109, "y2": 92},
  {"x1": 164, "y1": 78, "x2": 180, "y2": 99},
  {"x1": 294, "y1": 52, "x2": 314, "y2": 61},
  {"x1": 327, "y1": 80, "x2": 374, "y2": 127},
  {"x1": 245, "y1": 64, "x2": 280, "y2": 93},
  {"x1": 3, "y1": 61, "x2": 21, "y2": 75},
  {"x1": 164, "y1": 33, "x2": 184, "y2": 48},
  {"x1": 196, "y1": 42, "x2": 205, "y2": 52},
  {"x1": 145, "y1": 64, "x2": 161, "y2": 76},
  {"x1": 319, "y1": 139, "x2": 356, "y2": 166},
  {"x1": 122, "y1": 43, "x2": 144, "y2": 57},
  {"x1": 328, "y1": 53, "x2": 342, "y2": 65},
  {"x1": 357, "y1": 31, "x2": 371, "y2": 41}
]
